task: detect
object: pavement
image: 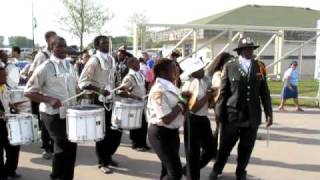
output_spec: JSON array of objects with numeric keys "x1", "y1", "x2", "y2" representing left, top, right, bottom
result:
[{"x1": 13, "y1": 107, "x2": 320, "y2": 180}]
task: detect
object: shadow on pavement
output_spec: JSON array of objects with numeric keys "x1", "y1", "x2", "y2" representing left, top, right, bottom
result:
[
  {"x1": 17, "y1": 167, "x2": 51, "y2": 180},
  {"x1": 260, "y1": 126, "x2": 320, "y2": 135},
  {"x1": 258, "y1": 132, "x2": 320, "y2": 145},
  {"x1": 225, "y1": 154, "x2": 320, "y2": 173}
]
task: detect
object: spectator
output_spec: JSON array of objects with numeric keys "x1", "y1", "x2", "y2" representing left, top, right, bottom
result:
[
  {"x1": 279, "y1": 61, "x2": 303, "y2": 111},
  {"x1": 142, "y1": 52, "x2": 154, "y2": 69}
]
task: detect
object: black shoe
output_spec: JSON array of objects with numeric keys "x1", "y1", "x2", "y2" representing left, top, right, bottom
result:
[
  {"x1": 99, "y1": 166, "x2": 113, "y2": 174},
  {"x1": 49, "y1": 174, "x2": 61, "y2": 180},
  {"x1": 236, "y1": 171, "x2": 247, "y2": 180},
  {"x1": 109, "y1": 159, "x2": 119, "y2": 167},
  {"x1": 208, "y1": 171, "x2": 221, "y2": 180},
  {"x1": 182, "y1": 166, "x2": 187, "y2": 176},
  {"x1": 143, "y1": 145, "x2": 151, "y2": 151},
  {"x1": 7, "y1": 173, "x2": 21, "y2": 179},
  {"x1": 42, "y1": 151, "x2": 53, "y2": 160},
  {"x1": 132, "y1": 143, "x2": 138, "y2": 150}
]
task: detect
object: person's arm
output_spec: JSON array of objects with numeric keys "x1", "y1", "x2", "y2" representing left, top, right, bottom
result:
[
  {"x1": 78, "y1": 58, "x2": 110, "y2": 96},
  {"x1": 24, "y1": 66, "x2": 62, "y2": 109},
  {"x1": 151, "y1": 91, "x2": 187, "y2": 125},
  {"x1": 118, "y1": 76, "x2": 142, "y2": 100},
  {"x1": 259, "y1": 63, "x2": 273, "y2": 127},
  {"x1": 190, "y1": 85, "x2": 212, "y2": 113},
  {"x1": 215, "y1": 65, "x2": 230, "y2": 121}
]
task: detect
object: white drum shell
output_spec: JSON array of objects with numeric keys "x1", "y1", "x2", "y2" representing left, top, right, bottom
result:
[
  {"x1": 9, "y1": 86, "x2": 29, "y2": 104},
  {"x1": 67, "y1": 105, "x2": 105, "y2": 143},
  {"x1": 112, "y1": 100, "x2": 144, "y2": 130},
  {"x1": 6, "y1": 114, "x2": 39, "y2": 145}
]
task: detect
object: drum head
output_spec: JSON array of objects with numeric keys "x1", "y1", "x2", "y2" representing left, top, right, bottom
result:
[
  {"x1": 6, "y1": 64, "x2": 20, "y2": 88},
  {"x1": 188, "y1": 79, "x2": 199, "y2": 109},
  {"x1": 69, "y1": 104, "x2": 102, "y2": 110}
]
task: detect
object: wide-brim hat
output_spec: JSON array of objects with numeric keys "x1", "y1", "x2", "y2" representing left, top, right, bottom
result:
[
  {"x1": 233, "y1": 37, "x2": 259, "y2": 52},
  {"x1": 179, "y1": 58, "x2": 207, "y2": 80}
]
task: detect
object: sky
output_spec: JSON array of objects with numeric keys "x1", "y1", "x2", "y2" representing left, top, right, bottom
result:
[{"x1": 0, "y1": 0, "x2": 320, "y2": 46}]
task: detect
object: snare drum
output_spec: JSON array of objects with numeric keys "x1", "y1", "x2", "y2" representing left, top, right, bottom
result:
[
  {"x1": 67, "y1": 105, "x2": 105, "y2": 143},
  {"x1": 9, "y1": 86, "x2": 29, "y2": 104},
  {"x1": 6, "y1": 114, "x2": 39, "y2": 145},
  {"x1": 111, "y1": 100, "x2": 144, "y2": 130}
]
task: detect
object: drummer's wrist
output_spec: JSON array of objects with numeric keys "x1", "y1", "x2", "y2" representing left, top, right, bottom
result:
[
  {"x1": 178, "y1": 96, "x2": 187, "y2": 106},
  {"x1": 177, "y1": 102, "x2": 185, "y2": 112}
]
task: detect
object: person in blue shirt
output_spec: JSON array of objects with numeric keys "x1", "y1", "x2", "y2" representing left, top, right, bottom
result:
[
  {"x1": 279, "y1": 61, "x2": 303, "y2": 111},
  {"x1": 142, "y1": 52, "x2": 154, "y2": 69}
]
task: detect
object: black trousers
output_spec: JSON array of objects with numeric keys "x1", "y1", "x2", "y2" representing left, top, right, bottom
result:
[
  {"x1": 184, "y1": 114, "x2": 217, "y2": 180},
  {"x1": 40, "y1": 113, "x2": 77, "y2": 180},
  {"x1": 32, "y1": 101, "x2": 53, "y2": 152},
  {"x1": 130, "y1": 113, "x2": 148, "y2": 147},
  {"x1": 212, "y1": 123, "x2": 258, "y2": 176},
  {"x1": 94, "y1": 101, "x2": 122, "y2": 167},
  {"x1": 0, "y1": 120, "x2": 20, "y2": 178},
  {"x1": 148, "y1": 124, "x2": 182, "y2": 180}
]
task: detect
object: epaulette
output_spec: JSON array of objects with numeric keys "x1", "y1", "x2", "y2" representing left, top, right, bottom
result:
[{"x1": 256, "y1": 60, "x2": 267, "y2": 76}]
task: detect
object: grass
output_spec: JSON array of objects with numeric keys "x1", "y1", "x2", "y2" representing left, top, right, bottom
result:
[{"x1": 268, "y1": 80, "x2": 319, "y2": 108}]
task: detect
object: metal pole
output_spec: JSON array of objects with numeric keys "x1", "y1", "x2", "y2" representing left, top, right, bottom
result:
[
  {"x1": 205, "y1": 32, "x2": 241, "y2": 71},
  {"x1": 267, "y1": 33, "x2": 320, "y2": 69},
  {"x1": 133, "y1": 24, "x2": 139, "y2": 57},
  {"x1": 227, "y1": 30, "x2": 233, "y2": 52},
  {"x1": 178, "y1": 30, "x2": 227, "y2": 64},
  {"x1": 32, "y1": 0, "x2": 35, "y2": 51},
  {"x1": 257, "y1": 34, "x2": 277, "y2": 58},
  {"x1": 193, "y1": 29, "x2": 197, "y2": 58},
  {"x1": 299, "y1": 43, "x2": 303, "y2": 76},
  {"x1": 164, "y1": 30, "x2": 194, "y2": 58}
]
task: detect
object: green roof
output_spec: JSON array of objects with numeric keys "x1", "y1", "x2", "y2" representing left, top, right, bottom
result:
[{"x1": 189, "y1": 5, "x2": 320, "y2": 28}]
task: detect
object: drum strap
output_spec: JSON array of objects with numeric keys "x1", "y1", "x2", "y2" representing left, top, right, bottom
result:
[{"x1": 42, "y1": 51, "x2": 50, "y2": 59}]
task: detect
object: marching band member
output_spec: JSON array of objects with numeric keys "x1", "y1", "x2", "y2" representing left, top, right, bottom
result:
[
  {"x1": 118, "y1": 57, "x2": 150, "y2": 151},
  {"x1": 207, "y1": 52, "x2": 234, "y2": 156},
  {"x1": 180, "y1": 58, "x2": 216, "y2": 180},
  {"x1": 25, "y1": 36, "x2": 78, "y2": 180},
  {"x1": 78, "y1": 35, "x2": 121, "y2": 174},
  {"x1": 147, "y1": 58, "x2": 190, "y2": 180},
  {"x1": 28, "y1": 31, "x2": 57, "y2": 160},
  {"x1": 209, "y1": 37, "x2": 273, "y2": 180},
  {"x1": 0, "y1": 53, "x2": 21, "y2": 180}
]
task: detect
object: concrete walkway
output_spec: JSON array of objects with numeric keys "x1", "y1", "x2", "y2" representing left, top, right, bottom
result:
[{"x1": 15, "y1": 107, "x2": 320, "y2": 180}]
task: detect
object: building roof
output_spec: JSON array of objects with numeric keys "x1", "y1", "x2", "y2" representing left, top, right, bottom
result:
[{"x1": 189, "y1": 5, "x2": 320, "y2": 28}]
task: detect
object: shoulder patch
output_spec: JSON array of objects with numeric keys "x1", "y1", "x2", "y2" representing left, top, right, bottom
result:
[
  {"x1": 256, "y1": 60, "x2": 267, "y2": 76},
  {"x1": 152, "y1": 91, "x2": 163, "y2": 105}
]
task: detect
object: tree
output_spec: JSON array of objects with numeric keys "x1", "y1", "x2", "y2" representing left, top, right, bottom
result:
[
  {"x1": 9, "y1": 36, "x2": 33, "y2": 48},
  {"x1": 59, "y1": 0, "x2": 113, "y2": 51},
  {"x1": 0, "y1": 36, "x2": 4, "y2": 48},
  {"x1": 126, "y1": 11, "x2": 148, "y2": 36}
]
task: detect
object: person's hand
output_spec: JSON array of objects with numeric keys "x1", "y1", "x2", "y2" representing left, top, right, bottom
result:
[
  {"x1": 101, "y1": 89, "x2": 110, "y2": 97},
  {"x1": 206, "y1": 88, "x2": 214, "y2": 97},
  {"x1": 181, "y1": 91, "x2": 192, "y2": 100},
  {"x1": 288, "y1": 85, "x2": 293, "y2": 91},
  {"x1": 266, "y1": 116, "x2": 273, "y2": 128},
  {"x1": 48, "y1": 98, "x2": 62, "y2": 109}
]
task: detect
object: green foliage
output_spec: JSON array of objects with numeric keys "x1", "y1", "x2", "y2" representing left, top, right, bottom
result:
[
  {"x1": 268, "y1": 80, "x2": 319, "y2": 107},
  {"x1": 0, "y1": 36, "x2": 4, "y2": 47},
  {"x1": 8, "y1": 36, "x2": 33, "y2": 48}
]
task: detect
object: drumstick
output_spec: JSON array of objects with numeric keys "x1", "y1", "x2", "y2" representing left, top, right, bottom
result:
[
  {"x1": 62, "y1": 91, "x2": 86, "y2": 104},
  {"x1": 267, "y1": 127, "x2": 270, "y2": 148}
]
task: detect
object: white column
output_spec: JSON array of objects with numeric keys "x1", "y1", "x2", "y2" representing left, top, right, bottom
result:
[
  {"x1": 315, "y1": 20, "x2": 320, "y2": 79},
  {"x1": 193, "y1": 29, "x2": 197, "y2": 58},
  {"x1": 133, "y1": 24, "x2": 138, "y2": 57}
]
